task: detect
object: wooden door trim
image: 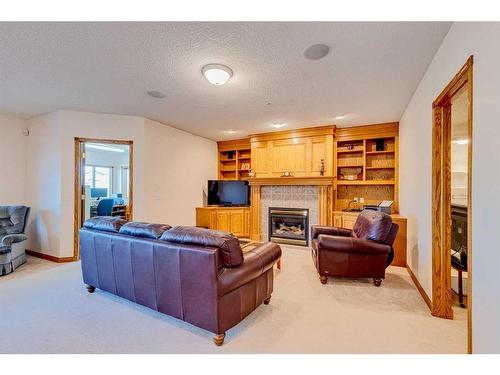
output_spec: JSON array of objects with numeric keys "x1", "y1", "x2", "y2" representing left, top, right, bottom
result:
[
  {"x1": 431, "y1": 56, "x2": 473, "y2": 354},
  {"x1": 73, "y1": 137, "x2": 134, "y2": 260}
]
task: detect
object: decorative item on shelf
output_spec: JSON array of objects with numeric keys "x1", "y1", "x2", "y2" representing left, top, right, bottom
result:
[
  {"x1": 381, "y1": 170, "x2": 391, "y2": 180},
  {"x1": 375, "y1": 139, "x2": 385, "y2": 151},
  {"x1": 240, "y1": 162, "x2": 250, "y2": 170},
  {"x1": 281, "y1": 171, "x2": 293, "y2": 177},
  {"x1": 227, "y1": 151, "x2": 235, "y2": 159},
  {"x1": 339, "y1": 167, "x2": 362, "y2": 180},
  {"x1": 319, "y1": 159, "x2": 325, "y2": 176},
  {"x1": 248, "y1": 169, "x2": 255, "y2": 177}
]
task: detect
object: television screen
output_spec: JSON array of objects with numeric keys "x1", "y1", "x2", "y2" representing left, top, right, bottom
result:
[{"x1": 208, "y1": 180, "x2": 249, "y2": 206}]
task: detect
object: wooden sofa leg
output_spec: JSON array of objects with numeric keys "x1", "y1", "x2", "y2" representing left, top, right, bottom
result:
[
  {"x1": 264, "y1": 296, "x2": 271, "y2": 305},
  {"x1": 214, "y1": 333, "x2": 225, "y2": 346},
  {"x1": 320, "y1": 275, "x2": 327, "y2": 285},
  {"x1": 86, "y1": 285, "x2": 96, "y2": 293},
  {"x1": 373, "y1": 278, "x2": 382, "y2": 287}
]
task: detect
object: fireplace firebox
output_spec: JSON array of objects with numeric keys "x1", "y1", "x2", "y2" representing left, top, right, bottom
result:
[{"x1": 268, "y1": 207, "x2": 309, "y2": 246}]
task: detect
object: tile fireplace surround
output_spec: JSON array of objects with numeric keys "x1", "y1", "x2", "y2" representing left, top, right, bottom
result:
[
  {"x1": 248, "y1": 177, "x2": 334, "y2": 242},
  {"x1": 260, "y1": 186, "x2": 319, "y2": 243}
]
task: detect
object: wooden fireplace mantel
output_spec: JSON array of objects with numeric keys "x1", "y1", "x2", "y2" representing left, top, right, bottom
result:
[{"x1": 247, "y1": 176, "x2": 334, "y2": 186}]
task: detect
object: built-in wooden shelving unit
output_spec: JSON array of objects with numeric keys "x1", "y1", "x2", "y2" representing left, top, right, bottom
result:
[
  {"x1": 334, "y1": 122, "x2": 399, "y2": 212},
  {"x1": 217, "y1": 138, "x2": 252, "y2": 180}
]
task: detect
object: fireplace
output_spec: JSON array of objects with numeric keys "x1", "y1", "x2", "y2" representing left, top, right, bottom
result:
[{"x1": 268, "y1": 207, "x2": 309, "y2": 246}]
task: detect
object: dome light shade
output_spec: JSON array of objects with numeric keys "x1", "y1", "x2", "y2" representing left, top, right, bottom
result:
[{"x1": 202, "y1": 64, "x2": 233, "y2": 85}]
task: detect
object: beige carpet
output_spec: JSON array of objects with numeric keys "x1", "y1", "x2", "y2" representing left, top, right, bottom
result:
[{"x1": 0, "y1": 246, "x2": 466, "y2": 353}]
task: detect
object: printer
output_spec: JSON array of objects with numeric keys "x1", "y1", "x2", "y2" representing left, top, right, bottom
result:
[{"x1": 363, "y1": 200, "x2": 393, "y2": 215}]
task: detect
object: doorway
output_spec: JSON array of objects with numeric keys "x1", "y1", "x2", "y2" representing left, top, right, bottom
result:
[
  {"x1": 74, "y1": 138, "x2": 134, "y2": 259},
  {"x1": 431, "y1": 56, "x2": 473, "y2": 353}
]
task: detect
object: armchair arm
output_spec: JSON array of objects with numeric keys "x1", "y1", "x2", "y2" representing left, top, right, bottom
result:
[
  {"x1": 1, "y1": 234, "x2": 28, "y2": 246},
  {"x1": 218, "y1": 242, "x2": 281, "y2": 295},
  {"x1": 311, "y1": 225, "x2": 352, "y2": 240},
  {"x1": 318, "y1": 234, "x2": 391, "y2": 255}
]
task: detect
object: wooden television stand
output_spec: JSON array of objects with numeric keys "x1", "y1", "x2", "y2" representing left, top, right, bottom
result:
[{"x1": 196, "y1": 206, "x2": 250, "y2": 238}]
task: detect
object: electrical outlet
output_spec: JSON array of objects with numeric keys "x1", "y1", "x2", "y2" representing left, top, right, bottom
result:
[{"x1": 360, "y1": 197, "x2": 365, "y2": 204}]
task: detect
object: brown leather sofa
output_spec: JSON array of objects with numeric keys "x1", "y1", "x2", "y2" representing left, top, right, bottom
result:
[
  {"x1": 79, "y1": 218, "x2": 281, "y2": 346},
  {"x1": 311, "y1": 210, "x2": 398, "y2": 286}
]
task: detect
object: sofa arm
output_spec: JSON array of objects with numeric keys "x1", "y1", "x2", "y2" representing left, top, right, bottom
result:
[
  {"x1": 1, "y1": 234, "x2": 28, "y2": 246},
  {"x1": 311, "y1": 225, "x2": 352, "y2": 240},
  {"x1": 218, "y1": 242, "x2": 281, "y2": 296},
  {"x1": 318, "y1": 234, "x2": 391, "y2": 255}
]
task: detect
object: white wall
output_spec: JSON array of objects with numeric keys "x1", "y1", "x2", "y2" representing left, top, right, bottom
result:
[
  {"x1": 0, "y1": 114, "x2": 28, "y2": 205},
  {"x1": 25, "y1": 112, "x2": 62, "y2": 257},
  {"x1": 400, "y1": 22, "x2": 500, "y2": 353},
  {"x1": 143, "y1": 119, "x2": 217, "y2": 225},
  {"x1": 25, "y1": 111, "x2": 217, "y2": 260}
]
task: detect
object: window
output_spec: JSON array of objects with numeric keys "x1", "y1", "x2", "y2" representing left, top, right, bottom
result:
[
  {"x1": 120, "y1": 166, "x2": 129, "y2": 198},
  {"x1": 84, "y1": 165, "x2": 112, "y2": 191}
]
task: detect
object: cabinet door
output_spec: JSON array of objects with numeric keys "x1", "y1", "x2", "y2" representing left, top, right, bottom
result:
[
  {"x1": 196, "y1": 208, "x2": 211, "y2": 228},
  {"x1": 342, "y1": 214, "x2": 358, "y2": 230},
  {"x1": 333, "y1": 214, "x2": 342, "y2": 228},
  {"x1": 216, "y1": 211, "x2": 231, "y2": 232},
  {"x1": 270, "y1": 138, "x2": 308, "y2": 176},
  {"x1": 310, "y1": 136, "x2": 333, "y2": 176},
  {"x1": 230, "y1": 210, "x2": 245, "y2": 237},
  {"x1": 251, "y1": 141, "x2": 271, "y2": 177}
]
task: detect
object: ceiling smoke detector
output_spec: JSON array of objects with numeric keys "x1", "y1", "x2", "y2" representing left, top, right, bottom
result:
[
  {"x1": 202, "y1": 64, "x2": 233, "y2": 85},
  {"x1": 303, "y1": 44, "x2": 330, "y2": 61}
]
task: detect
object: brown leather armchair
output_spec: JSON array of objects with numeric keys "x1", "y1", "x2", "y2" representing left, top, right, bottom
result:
[{"x1": 311, "y1": 210, "x2": 398, "y2": 286}]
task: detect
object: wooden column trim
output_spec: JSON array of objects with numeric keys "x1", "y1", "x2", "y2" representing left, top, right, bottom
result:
[{"x1": 250, "y1": 185, "x2": 261, "y2": 241}]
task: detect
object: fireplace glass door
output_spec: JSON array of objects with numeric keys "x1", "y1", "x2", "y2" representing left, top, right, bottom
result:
[{"x1": 269, "y1": 208, "x2": 309, "y2": 246}]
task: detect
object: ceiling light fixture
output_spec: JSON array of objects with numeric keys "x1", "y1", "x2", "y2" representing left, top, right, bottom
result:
[
  {"x1": 271, "y1": 122, "x2": 286, "y2": 129},
  {"x1": 202, "y1": 64, "x2": 233, "y2": 85},
  {"x1": 334, "y1": 115, "x2": 346, "y2": 120},
  {"x1": 304, "y1": 44, "x2": 330, "y2": 61},
  {"x1": 86, "y1": 144, "x2": 125, "y2": 153},
  {"x1": 453, "y1": 139, "x2": 469, "y2": 145},
  {"x1": 223, "y1": 130, "x2": 238, "y2": 134},
  {"x1": 147, "y1": 90, "x2": 166, "y2": 99}
]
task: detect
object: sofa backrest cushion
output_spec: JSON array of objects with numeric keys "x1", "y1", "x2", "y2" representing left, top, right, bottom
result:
[
  {"x1": 83, "y1": 216, "x2": 127, "y2": 233},
  {"x1": 0, "y1": 206, "x2": 30, "y2": 235},
  {"x1": 352, "y1": 210, "x2": 393, "y2": 243},
  {"x1": 119, "y1": 221, "x2": 172, "y2": 239},
  {"x1": 160, "y1": 226, "x2": 243, "y2": 267}
]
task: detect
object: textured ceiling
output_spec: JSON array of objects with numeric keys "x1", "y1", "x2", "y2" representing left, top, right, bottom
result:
[{"x1": 0, "y1": 22, "x2": 451, "y2": 141}]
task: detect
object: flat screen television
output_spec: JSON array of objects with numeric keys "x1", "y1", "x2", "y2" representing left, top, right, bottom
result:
[{"x1": 207, "y1": 180, "x2": 249, "y2": 206}]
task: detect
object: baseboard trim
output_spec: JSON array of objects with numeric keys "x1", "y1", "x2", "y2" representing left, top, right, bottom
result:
[
  {"x1": 26, "y1": 250, "x2": 76, "y2": 263},
  {"x1": 406, "y1": 264, "x2": 432, "y2": 311}
]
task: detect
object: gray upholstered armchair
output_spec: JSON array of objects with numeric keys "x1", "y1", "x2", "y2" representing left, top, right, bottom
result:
[{"x1": 0, "y1": 206, "x2": 31, "y2": 276}]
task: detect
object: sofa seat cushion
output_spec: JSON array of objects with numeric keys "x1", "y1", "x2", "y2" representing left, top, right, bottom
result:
[
  {"x1": 160, "y1": 226, "x2": 244, "y2": 267},
  {"x1": 352, "y1": 210, "x2": 393, "y2": 243},
  {"x1": 83, "y1": 216, "x2": 127, "y2": 233},
  {"x1": 119, "y1": 221, "x2": 171, "y2": 239}
]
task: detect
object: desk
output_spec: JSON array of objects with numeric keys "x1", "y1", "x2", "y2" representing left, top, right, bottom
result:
[{"x1": 90, "y1": 204, "x2": 127, "y2": 219}]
